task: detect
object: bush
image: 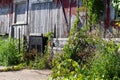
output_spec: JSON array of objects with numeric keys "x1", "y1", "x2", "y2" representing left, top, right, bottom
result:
[
  {"x1": 51, "y1": 36, "x2": 120, "y2": 80},
  {"x1": 26, "y1": 46, "x2": 51, "y2": 69},
  {"x1": 63, "y1": 27, "x2": 99, "y2": 66},
  {"x1": 63, "y1": 9, "x2": 98, "y2": 65},
  {"x1": 0, "y1": 38, "x2": 22, "y2": 66},
  {"x1": 50, "y1": 52, "x2": 65, "y2": 68},
  {"x1": 50, "y1": 7, "x2": 120, "y2": 79},
  {"x1": 88, "y1": 41, "x2": 120, "y2": 80},
  {"x1": 30, "y1": 56, "x2": 47, "y2": 69},
  {"x1": 51, "y1": 59, "x2": 85, "y2": 80}
]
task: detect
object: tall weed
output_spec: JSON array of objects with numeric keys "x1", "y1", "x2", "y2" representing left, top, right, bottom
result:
[{"x1": 0, "y1": 38, "x2": 22, "y2": 66}]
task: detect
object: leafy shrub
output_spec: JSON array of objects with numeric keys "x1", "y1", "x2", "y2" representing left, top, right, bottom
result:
[
  {"x1": 51, "y1": 36, "x2": 120, "y2": 80},
  {"x1": 63, "y1": 24, "x2": 100, "y2": 66},
  {"x1": 50, "y1": 52, "x2": 67, "y2": 69},
  {"x1": 51, "y1": 59, "x2": 85, "y2": 80},
  {"x1": 44, "y1": 32, "x2": 54, "y2": 41},
  {"x1": 30, "y1": 56, "x2": 47, "y2": 69},
  {"x1": 23, "y1": 49, "x2": 37, "y2": 62},
  {"x1": 88, "y1": 41, "x2": 120, "y2": 80},
  {"x1": 63, "y1": 9, "x2": 99, "y2": 65},
  {"x1": 51, "y1": 6, "x2": 120, "y2": 80},
  {"x1": 0, "y1": 38, "x2": 22, "y2": 66},
  {"x1": 26, "y1": 46, "x2": 51, "y2": 69}
]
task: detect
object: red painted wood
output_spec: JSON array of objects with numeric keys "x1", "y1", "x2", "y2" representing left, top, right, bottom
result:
[
  {"x1": 0, "y1": 0, "x2": 13, "y2": 15},
  {"x1": 0, "y1": 0, "x2": 13, "y2": 7},
  {"x1": 55, "y1": 0, "x2": 81, "y2": 16},
  {"x1": 105, "y1": 0, "x2": 110, "y2": 29},
  {"x1": 62, "y1": 0, "x2": 77, "y2": 16}
]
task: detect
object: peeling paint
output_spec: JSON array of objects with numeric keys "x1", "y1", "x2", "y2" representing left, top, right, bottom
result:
[{"x1": 0, "y1": 0, "x2": 13, "y2": 7}]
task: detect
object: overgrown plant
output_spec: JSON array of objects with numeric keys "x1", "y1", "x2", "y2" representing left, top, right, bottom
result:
[
  {"x1": 63, "y1": 8, "x2": 98, "y2": 65},
  {"x1": 83, "y1": 0, "x2": 104, "y2": 30},
  {"x1": 51, "y1": 3, "x2": 120, "y2": 79},
  {"x1": 0, "y1": 38, "x2": 22, "y2": 66},
  {"x1": 26, "y1": 46, "x2": 51, "y2": 69},
  {"x1": 88, "y1": 41, "x2": 120, "y2": 80},
  {"x1": 51, "y1": 59, "x2": 84, "y2": 80},
  {"x1": 44, "y1": 32, "x2": 54, "y2": 41}
]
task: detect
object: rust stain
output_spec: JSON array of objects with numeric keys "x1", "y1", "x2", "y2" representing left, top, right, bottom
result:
[{"x1": 55, "y1": 0, "x2": 78, "y2": 16}]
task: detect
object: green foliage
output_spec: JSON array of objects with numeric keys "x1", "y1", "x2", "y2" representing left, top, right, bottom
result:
[
  {"x1": 50, "y1": 53, "x2": 64, "y2": 68},
  {"x1": 51, "y1": 8, "x2": 120, "y2": 80},
  {"x1": 44, "y1": 32, "x2": 54, "y2": 41},
  {"x1": 26, "y1": 46, "x2": 51, "y2": 69},
  {"x1": 1, "y1": 64, "x2": 24, "y2": 72},
  {"x1": 88, "y1": 41, "x2": 120, "y2": 80},
  {"x1": 0, "y1": 38, "x2": 22, "y2": 66},
  {"x1": 112, "y1": 0, "x2": 120, "y2": 10},
  {"x1": 23, "y1": 49, "x2": 37, "y2": 62},
  {"x1": 51, "y1": 34, "x2": 120, "y2": 80},
  {"x1": 51, "y1": 59, "x2": 84, "y2": 80},
  {"x1": 50, "y1": 2, "x2": 120, "y2": 79},
  {"x1": 83, "y1": 0, "x2": 104, "y2": 27},
  {"x1": 63, "y1": 10, "x2": 99, "y2": 64},
  {"x1": 30, "y1": 56, "x2": 47, "y2": 69}
]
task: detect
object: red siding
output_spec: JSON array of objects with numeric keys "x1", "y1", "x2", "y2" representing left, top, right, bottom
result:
[
  {"x1": 62, "y1": 0, "x2": 77, "y2": 16},
  {"x1": 55, "y1": 0, "x2": 78, "y2": 16},
  {"x1": 105, "y1": 0, "x2": 110, "y2": 29},
  {"x1": 0, "y1": 0, "x2": 13, "y2": 7}
]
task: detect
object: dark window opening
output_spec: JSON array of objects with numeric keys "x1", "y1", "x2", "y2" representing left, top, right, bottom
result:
[{"x1": 118, "y1": 10, "x2": 120, "y2": 17}]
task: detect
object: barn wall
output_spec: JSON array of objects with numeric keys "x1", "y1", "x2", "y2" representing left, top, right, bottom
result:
[
  {"x1": 12, "y1": 25, "x2": 27, "y2": 38},
  {"x1": 0, "y1": 6, "x2": 9, "y2": 34},
  {"x1": 0, "y1": 0, "x2": 84, "y2": 38},
  {"x1": 28, "y1": 0, "x2": 83, "y2": 38},
  {"x1": 29, "y1": 0, "x2": 68, "y2": 38},
  {"x1": 11, "y1": 0, "x2": 28, "y2": 38},
  {"x1": 0, "y1": 0, "x2": 13, "y2": 35}
]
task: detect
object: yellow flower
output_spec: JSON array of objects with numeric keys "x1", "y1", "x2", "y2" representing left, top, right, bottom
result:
[{"x1": 118, "y1": 23, "x2": 120, "y2": 27}]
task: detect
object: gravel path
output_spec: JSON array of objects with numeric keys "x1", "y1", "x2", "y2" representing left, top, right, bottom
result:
[{"x1": 0, "y1": 69, "x2": 52, "y2": 80}]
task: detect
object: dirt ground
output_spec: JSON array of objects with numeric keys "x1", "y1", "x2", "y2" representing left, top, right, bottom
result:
[{"x1": 0, "y1": 69, "x2": 52, "y2": 80}]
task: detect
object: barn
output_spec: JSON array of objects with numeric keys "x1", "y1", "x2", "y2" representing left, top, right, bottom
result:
[
  {"x1": 0, "y1": 0, "x2": 83, "y2": 37},
  {"x1": 0, "y1": 0, "x2": 84, "y2": 51},
  {"x1": 0, "y1": 0, "x2": 118, "y2": 51}
]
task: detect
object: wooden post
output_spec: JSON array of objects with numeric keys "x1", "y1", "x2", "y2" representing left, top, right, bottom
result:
[
  {"x1": 69, "y1": 0, "x2": 71, "y2": 33},
  {"x1": 19, "y1": 28, "x2": 20, "y2": 54}
]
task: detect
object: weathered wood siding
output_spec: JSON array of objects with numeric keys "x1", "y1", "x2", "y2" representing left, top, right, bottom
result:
[
  {"x1": 30, "y1": 2, "x2": 55, "y2": 34},
  {"x1": 12, "y1": 0, "x2": 69, "y2": 38},
  {"x1": 12, "y1": 25, "x2": 27, "y2": 38},
  {"x1": 29, "y1": 1, "x2": 67, "y2": 38},
  {"x1": 11, "y1": 0, "x2": 28, "y2": 38},
  {"x1": 0, "y1": 0, "x2": 84, "y2": 39},
  {"x1": 0, "y1": 6, "x2": 10, "y2": 34}
]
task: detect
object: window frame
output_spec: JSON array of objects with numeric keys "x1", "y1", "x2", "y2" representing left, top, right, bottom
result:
[
  {"x1": 12, "y1": 1, "x2": 28, "y2": 25},
  {"x1": 32, "y1": 0, "x2": 53, "y2": 4}
]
